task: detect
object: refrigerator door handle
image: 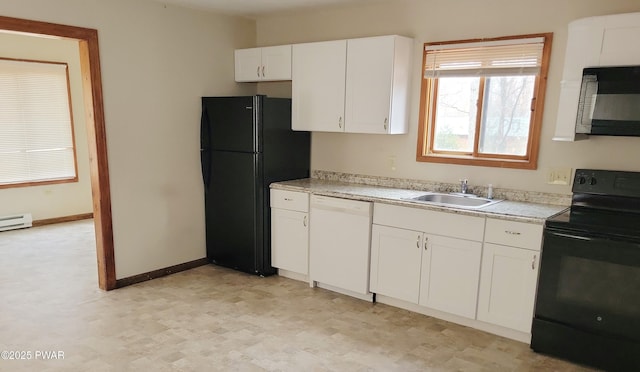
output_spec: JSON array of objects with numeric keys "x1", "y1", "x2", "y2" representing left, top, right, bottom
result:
[{"x1": 200, "y1": 105, "x2": 211, "y2": 188}]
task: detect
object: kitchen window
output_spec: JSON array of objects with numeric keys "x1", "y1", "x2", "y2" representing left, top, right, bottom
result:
[
  {"x1": 0, "y1": 58, "x2": 77, "y2": 188},
  {"x1": 416, "y1": 33, "x2": 552, "y2": 169}
]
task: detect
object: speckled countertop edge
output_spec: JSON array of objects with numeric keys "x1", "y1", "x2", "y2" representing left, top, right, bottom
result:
[{"x1": 270, "y1": 178, "x2": 569, "y2": 225}]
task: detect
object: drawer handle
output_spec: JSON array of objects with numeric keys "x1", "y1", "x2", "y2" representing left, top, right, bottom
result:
[
  {"x1": 284, "y1": 198, "x2": 293, "y2": 201},
  {"x1": 532, "y1": 254, "x2": 537, "y2": 270},
  {"x1": 303, "y1": 215, "x2": 307, "y2": 227},
  {"x1": 505, "y1": 230, "x2": 521, "y2": 235}
]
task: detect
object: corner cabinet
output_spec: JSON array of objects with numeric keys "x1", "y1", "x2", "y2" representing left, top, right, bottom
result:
[
  {"x1": 270, "y1": 189, "x2": 309, "y2": 278},
  {"x1": 292, "y1": 35, "x2": 413, "y2": 134},
  {"x1": 235, "y1": 45, "x2": 292, "y2": 82},
  {"x1": 477, "y1": 218, "x2": 542, "y2": 333}
]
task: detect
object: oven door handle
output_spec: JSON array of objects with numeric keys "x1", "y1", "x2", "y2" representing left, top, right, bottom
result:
[{"x1": 549, "y1": 231, "x2": 593, "y2": 241}]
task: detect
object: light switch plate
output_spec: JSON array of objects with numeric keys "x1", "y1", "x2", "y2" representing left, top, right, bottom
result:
[{"x1": 547, "y1": 167, "x2": 572, "y2": 185}]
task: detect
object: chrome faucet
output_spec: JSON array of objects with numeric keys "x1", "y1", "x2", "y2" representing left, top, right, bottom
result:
[{"x1": 460, "y1": 179, "x2": 469, "y2": 194}]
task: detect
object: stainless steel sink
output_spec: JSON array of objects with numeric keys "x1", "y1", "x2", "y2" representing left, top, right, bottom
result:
[{"x1": 404, "y1": 193, "x2": 502, "y2": 209}]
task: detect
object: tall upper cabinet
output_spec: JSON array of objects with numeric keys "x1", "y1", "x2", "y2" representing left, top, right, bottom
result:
[
  {"x1": 235, "y1": 45, "x2": 292, "y2": 82},
  {"x1": 292, "y1": 35, "x2": 413, "y2": 134},
  {"x1": 554, "y1": 12, "x2": 640, "y2": 141}
]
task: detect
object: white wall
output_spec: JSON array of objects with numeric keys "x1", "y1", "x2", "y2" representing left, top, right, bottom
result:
[
  {"x1": 0, "y1": 0, "x2": 257, "y2": 279},
  {"x1": 256, "y1": 0, "x2": 640, "y2": 195},
  {"x1": 0, "y1": 33, "x2": 93, "y2": 221}
]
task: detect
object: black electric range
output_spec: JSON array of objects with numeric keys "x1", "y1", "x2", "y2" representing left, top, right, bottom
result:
[{"x1": 531, "y1": 169, "x2": 640, "y2": 371}]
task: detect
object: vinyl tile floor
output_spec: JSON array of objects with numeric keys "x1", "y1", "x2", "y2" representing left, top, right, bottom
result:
[{"x1": 0, "y1": 220, "x2": 597, "y2": 371}]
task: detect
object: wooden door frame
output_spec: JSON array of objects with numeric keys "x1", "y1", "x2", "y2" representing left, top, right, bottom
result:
[{"x1": 0, "y1": 16, "x2": 116, "y2": 290}]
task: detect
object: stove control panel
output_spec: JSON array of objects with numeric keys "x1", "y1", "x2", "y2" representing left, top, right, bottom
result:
[{"x1": 574, "y1": 169, "x2": 640, "y2": 197}]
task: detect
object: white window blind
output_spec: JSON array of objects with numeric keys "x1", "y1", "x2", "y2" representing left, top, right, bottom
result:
[
  {"x1": 424, "y1": 37, "x2": 545, "y2": 78},
  {"x1": 0, "y1": 59, "x2": 76, "y2": 186}
]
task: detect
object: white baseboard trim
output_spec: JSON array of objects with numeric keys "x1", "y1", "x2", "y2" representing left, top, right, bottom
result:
[
  {"x1": 277, "y1": 269, "x2": 309, "y2": 283},
  {"x1": 375, "y1": 294, "x2": 531, "y2": 344}
]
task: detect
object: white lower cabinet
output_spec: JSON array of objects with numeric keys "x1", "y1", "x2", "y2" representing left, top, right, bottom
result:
[
  {"x1": 370, "y1": 203, "x2": 485, "y2": 319},
  {"x1": 370, "y1": 204, "x2": 546, "y2": 340},
  {"x1": 477, "y1": 243, "x2": 540, "y2": 332},
  {"x1": 271, "y1": 208, "x2": 308, "y2": 275},
  {"x1": 419, "y1": 235, "x2": 482, "y2": 319},
  {"x1": 270, "y1": 190, "x2": 309, "y2": 276},
  {"x1": 370, "y1": 225, "x2": 422, "y2": 303},
  {"x1": 477, "y1": 218, "x2": 542, "y2": 333}
]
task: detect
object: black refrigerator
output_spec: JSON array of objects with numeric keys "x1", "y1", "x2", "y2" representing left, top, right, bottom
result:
[{"x1": 200, "y1": 95, "x2": 310, "y2": 276}]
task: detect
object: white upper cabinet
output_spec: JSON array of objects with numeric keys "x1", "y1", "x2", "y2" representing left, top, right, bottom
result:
[
  {"x1": 554, "y1": 12, "x2": 640, "y2": 141},
  {"x1": 292, "y1": 40, "x2": 347, "y2": 132},
  {"x1": 235, "y1": 45, "x2": 292, "y2": 82},
  {"x1": 600, "y1": 24, "x2": 640, "y2": 66},
  {"x1": 345, "y1": 36, "x2": 413, "y2": 134},
  {"x1": 292, "y1": 35, "x2": 413, "y2": 134}
]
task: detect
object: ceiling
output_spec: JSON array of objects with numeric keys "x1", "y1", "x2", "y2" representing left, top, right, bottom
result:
[{"x1": 157, "y1": 0, "x2": 376, "y2": 17}]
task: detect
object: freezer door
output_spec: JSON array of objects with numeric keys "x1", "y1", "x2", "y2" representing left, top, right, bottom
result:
[
  {"x1": 205, "y1": 151, "x2": 263, "y2": 274},
  {"x1": 202, "y1": 96, "x2": 260, "y2": 153}
]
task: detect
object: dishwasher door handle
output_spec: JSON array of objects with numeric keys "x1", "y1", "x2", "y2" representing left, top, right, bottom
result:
[{"x1": 310, "y1": 197, "x2": 371, "y2": 217}]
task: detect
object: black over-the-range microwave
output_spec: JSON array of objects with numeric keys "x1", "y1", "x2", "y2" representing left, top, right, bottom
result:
[{"x1": 575, "y1": 65, "x2": 640, "y2": 136}]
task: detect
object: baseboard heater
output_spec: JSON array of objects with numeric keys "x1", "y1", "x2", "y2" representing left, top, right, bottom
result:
[{"x1": 0, "y1": 213, "x2": 33, "y2": 232}]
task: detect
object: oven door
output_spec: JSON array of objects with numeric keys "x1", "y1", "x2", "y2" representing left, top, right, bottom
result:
[{"x1": 535, "y1": 228, "x2": 640, "y2": 341}]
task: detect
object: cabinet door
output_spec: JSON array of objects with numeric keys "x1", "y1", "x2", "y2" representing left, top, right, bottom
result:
[
  {"x1": 600, "y1": 26, "x2": 640, "y2": 66},
  {"x1": 477, "y1": 243, "x2": 540, "y2": 333},
  {"x1": 234, "y1": 48, "x2": 262, "y2": 82},
  {"x1": 292, "y1": 40, "x2": 347, "y2": 132},
  {"x1": 370, "y1": 225, "x2": 422, "y2": 303},
  {"x1": 271, "y1": 208, "x2": 308, "y2": 275},
  {"x1": 345, "y1": 36, "x2": 395, "y2": 134},
  {"x1": 419, "y1": 235, "x2": 482, "y2": 319},
  {"x1": 261, "y1": 45, "x2": 292, "y2": 81}
]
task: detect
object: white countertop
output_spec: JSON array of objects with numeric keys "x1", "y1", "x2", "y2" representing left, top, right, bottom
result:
[{"x1": 271, "y1": 178, "x2": 568, "y2": 224}]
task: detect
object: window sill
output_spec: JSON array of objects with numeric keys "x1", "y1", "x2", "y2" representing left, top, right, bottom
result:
[
  {"x1": 0, "y1": 177, "x2": 79, "y2": 190},
  {"x1": 417, "y1": 153, "x2": 537, "y2": 170}
]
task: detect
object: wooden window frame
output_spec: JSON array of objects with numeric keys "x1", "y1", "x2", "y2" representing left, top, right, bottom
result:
[
  {"x1": 0, "y1": 57, "x2": 79, "y2": 189},
  {"x1": 416, "y1": 33, "x2": 553, "y2": 169}
]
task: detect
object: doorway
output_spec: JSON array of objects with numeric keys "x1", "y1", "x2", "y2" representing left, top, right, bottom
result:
[{"x1": 0, "y1": 15, "x2": 115, "y2": 290}]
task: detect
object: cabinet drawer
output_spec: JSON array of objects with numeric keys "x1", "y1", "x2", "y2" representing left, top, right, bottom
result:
[
  {"x1": 373, "y1": 203, "x2": 485, "y2": 242},
  {"x1": 485, "y1": 218, "x2": 543, "y2": 251},
  {"x1": 270, "y1": 189, "x2": 309, "y2": 212}
]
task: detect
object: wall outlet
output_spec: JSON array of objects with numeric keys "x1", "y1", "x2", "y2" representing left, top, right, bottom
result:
[
  {"x1": 547, "y1": 167, "x2": 572, "y2": 185},
  {"x1": 388, "y1": 155, "x2": 397, "y2": 171}
]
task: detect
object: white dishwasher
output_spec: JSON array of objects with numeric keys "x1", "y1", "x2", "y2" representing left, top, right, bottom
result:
[{"x1": 309, "y1": 195, "x2": 373, "y2": 301}]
